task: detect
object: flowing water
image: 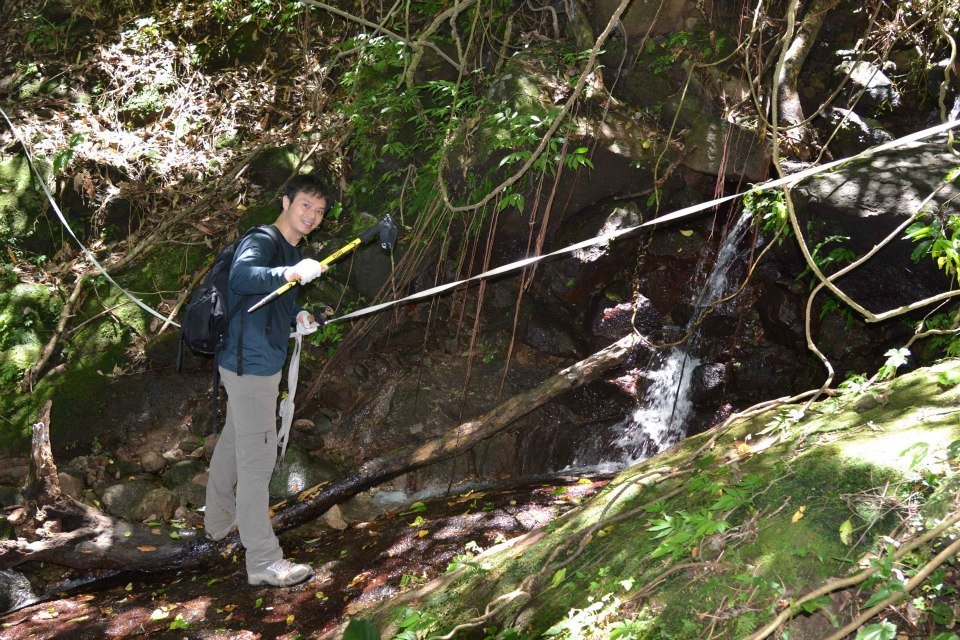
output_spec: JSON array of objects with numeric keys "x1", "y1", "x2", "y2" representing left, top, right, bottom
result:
[{"x1": 573, "y1": 212, "x2": 754, "y2": 472}]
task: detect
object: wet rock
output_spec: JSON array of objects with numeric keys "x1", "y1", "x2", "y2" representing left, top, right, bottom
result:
[
  {"x1": 269, "y1": 443, "x2": 339, "y2": 499},
  {"x1": 98, "y1": 479, "x2": 158, "y2": 520},
  {"x1": 681, "y1": 118, "x2": 771, "y2": 182},
  {"x1": 815, "y1": 108, "x2": 893, "y2": 158},
  {"x1": 691, "y1": 363, "x2": 728, "y2": 409},
  {"x1": 589, "y1": 293, "x2": 662, "y2": 340},
  {"x1": 172, "y1": 483, "x2": 207, "y2": 511},
  {"x1": 162, "y1": 460, "x2": 207, "y2": 490},
  {"x1": 57, "y1": 471, "x2": 84, "y2": 501},
  {"x1": 756, "y1": 284, "x2": 805, "y2": 350},
  {"x1": 137, "y1": 487, "x2": 176, "y2": 521},
  {"x1": 836, "y1": 60, "x2": 901, "y2": 114},
  {"x1": 523, "y1": 308, "x2": 583, "y2": 358},
  {"x1": 0, "y1": 569, "x2": 35, "y2": 613},
  {"x1": 138, "y1": 450, "x2": 166, "y2": 474}
]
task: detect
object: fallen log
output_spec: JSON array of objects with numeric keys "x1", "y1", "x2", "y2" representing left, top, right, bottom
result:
[{"x1": 0, "y1": 332, "x2": 644, "y2": 572}]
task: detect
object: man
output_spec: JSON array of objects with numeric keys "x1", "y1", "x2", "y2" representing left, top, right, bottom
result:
[{"x1": 204, "y1": 174, "x2": 329, "y2": 587}]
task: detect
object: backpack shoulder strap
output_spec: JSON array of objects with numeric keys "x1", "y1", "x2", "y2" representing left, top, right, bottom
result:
[{"x1": 253, "y1": 225, "x2": 283, "y2": 268}]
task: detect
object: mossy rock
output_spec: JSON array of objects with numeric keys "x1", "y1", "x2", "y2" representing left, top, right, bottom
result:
[
  {"x1": 247, "y1": 146, "x2": 316, "y2": 191},
  {"x1": 0, "y1": 154, "x2": 57, "y2": 257},
  {"x1": 345, "y1": 359, "x2": 960, "y2": 639}
]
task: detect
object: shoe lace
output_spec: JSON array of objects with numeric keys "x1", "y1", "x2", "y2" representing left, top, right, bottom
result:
[{"x1": 269, "y1": 559, "x2": 299, "y2": 574}]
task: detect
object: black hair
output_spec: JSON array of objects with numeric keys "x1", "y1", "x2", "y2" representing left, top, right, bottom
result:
[{"x1": 283, "y1": 174, "x2": 332, "y2": 203}]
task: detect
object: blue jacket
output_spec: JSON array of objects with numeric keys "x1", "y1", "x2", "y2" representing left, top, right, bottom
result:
[{"x1": 218, "y1": 226, "x2": 302, "y2": 376}]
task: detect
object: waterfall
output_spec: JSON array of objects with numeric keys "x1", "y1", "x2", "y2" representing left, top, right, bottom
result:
[{"x1": 575, "y1": 212, "x2": 753, "y2": 471}]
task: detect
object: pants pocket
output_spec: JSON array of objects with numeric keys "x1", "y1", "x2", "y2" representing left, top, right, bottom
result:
[{"x1": 237, "y1": 429, "x2": 277, "y2": 473}]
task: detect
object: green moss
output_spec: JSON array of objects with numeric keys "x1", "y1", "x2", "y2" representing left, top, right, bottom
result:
[
  {"x1": 353, "y1": 360, "x2": 960, "y2": 640},
  {"x1": 0, "y1": 154, "x2": 56, "y2": 256}
]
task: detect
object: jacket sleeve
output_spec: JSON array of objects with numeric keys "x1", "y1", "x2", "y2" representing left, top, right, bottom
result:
[{"x1": 229, "y1": 235, "x2": 288, "y2": 296}]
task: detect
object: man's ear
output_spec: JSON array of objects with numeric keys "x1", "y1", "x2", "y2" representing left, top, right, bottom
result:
[{"x1": 281, "y1": 195, "x2": 290, "y2": 211}]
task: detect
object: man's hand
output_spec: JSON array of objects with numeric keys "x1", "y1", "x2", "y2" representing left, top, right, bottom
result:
[
  {"x1": 285, "y1": 259, "x2": 327, "y2": 284},
  {"x1": 295, "y1": 310, "x2": 319, "y2": 335}
]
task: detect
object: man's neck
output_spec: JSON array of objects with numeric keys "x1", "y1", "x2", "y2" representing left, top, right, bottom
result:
[{"x1": 274, "y1": 219, "x2": 302, "y2": 246}]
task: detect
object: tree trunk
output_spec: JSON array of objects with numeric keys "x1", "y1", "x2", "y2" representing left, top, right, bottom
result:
[
  {"x1": 777, "y1": 0, "x2": 841, "y2": 157},
  {"x1": 0, "y1": 333, "x2": 644, "y2": 572}
]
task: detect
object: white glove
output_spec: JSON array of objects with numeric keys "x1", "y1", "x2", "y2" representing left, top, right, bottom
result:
[
  {"x1": 295, "y1": 310, "x2": 319, "y2": 335},
  {"x1": 285, "y1": 258, "x2": 325, "y2": 285}
]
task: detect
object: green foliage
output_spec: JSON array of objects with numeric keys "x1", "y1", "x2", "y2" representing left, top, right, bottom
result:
[
  {"x1": 644, "y1": 469, "x2": 760, "y2": 559},
  {"x1": 915, "y1": 311, "x2": 960, "y2": 358},
  {"x1": 390, "y1": 606, "x2": 441, "y2": 640},
  {"x1": 744, "y1": 188, "x2": 789, "y2": 240},
  {"x1": 343, "y1": 618, "x2": 380, "y2": 640},
  {"x1": 645, "y1": 31, "x2": 728, "y2": 75},
  {"x1": 904, "y1": 169, "x2": 960, "y2": 283},
  {"x1": 855, "y1": 622, "x2": 897, "y2": 640}
]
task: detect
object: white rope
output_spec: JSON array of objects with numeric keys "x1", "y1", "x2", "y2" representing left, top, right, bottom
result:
[
  {"x1": 5, "y1": 104, "x2": 958, "y2": 334},
  {"x1": 331, "y1": 118, "x2": 960, "y2": 325},
  {"x1": 0, "y1": 106, "x2": 178, "y2": 326}
]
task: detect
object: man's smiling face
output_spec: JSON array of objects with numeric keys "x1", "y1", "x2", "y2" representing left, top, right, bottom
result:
[{"x1": 282, "y1": 192, "x2": 327, "y2": 238}]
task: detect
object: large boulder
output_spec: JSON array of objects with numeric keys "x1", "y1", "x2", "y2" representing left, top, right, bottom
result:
[
  {"x1": 268, "y1": 443, "x2": 339, "y2": 499},
  {"x1": 835, "y1": 60, "x2": 901, "y2": 115},
  {"x1": 161, "y1": 460, "x2": 206, "y2": 490},
  {"x1": 136, "y1": 487, "x2": 176, "y2": 521},
  {"x1": 791, "y1": 139, "x2": 960, "y2": 313},
  {"x1": 814, "y1": 108, "x2": 893, "y2": 159},
  {"x1": 97, "y1": 478, "x2": 158, "y2": 520},
  {"x1": 681, "y1": 118, "x2": 771, "y2": 182}
]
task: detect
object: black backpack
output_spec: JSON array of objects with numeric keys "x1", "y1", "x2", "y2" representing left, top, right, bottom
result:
[{"x1": 176, "y1": 225, "x2": 282, "y2": 431}]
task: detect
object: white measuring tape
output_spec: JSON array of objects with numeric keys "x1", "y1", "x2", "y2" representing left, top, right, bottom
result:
[
  {"x1": 331, "y1": 118, "x2": 960, "y2": 324},
  {"x1": 4, "y1": 105, "x2": 958, "y2": 330}
]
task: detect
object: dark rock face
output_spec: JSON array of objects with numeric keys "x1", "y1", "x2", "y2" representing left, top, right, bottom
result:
[
  {"x1": 691, "y1": 362, "x2": 727, "y2": 409},
  {"x1": 815, "y1": 108, "x2": 893, "y2": 158},
  {"x1": 588, "y1": 293, "x2": 663, "y2": 340},
  {"x1": 681, "y1": 118, "x2": 771, "y2": 182},
  {"x1": 0, "y1": 570, "x2": 34, "y2": 613},
  {"x1": 791, "y1": 139, "x2": 960, "y2": 313}
]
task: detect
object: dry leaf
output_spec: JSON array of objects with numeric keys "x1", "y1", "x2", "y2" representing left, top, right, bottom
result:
[
  {"x1": 417, "y1": 529, "x2": 430, "y2": 538},
  {"x1": 791, "y1": 506, "x2": 806, "y2": 523},
  {"x1": 136, "y1": 545, "x2": 157, "y2": 552}
]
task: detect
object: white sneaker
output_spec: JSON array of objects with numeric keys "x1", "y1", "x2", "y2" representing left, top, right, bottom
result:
[{"x1": 247, "y1": 559, "x2": 313, "y2": 587}]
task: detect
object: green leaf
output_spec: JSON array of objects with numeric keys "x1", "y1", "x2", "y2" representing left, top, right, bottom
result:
[
  {"x1": 550, "y1": 568, "x2": 567, "y2": 588},
  {"x1": 839, "y1": 519, "x2": 854, "y2": 546},
  {"x1": 862, "y1": 587, "x2": 893, "y2": 609},
  {"x1": 255, "y1": 597, "x2": 263, "y2": 608},
  {"x1": 854, "y1": 621, "x2": 896, "y2": 640},
  {"x1": 797, "y1": 594, "x2": 832, "y2": 614},
  {"x1": 679, "y1": 229, "x2": 694, "y2": 237},
  {"x1": 343, "y1": 619, "x2": 380, "y2": 640},
  {"x1": 937, "y1": 370, "x2": 960, "y2": 387},
  {"x1": 169, "y1": 614, "x2": 190, "y2": 630}
]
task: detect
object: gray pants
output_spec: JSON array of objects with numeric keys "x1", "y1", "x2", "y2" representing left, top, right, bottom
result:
[{"x1": 205, "y1": 366, "x2": 283, "y2": 573}]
